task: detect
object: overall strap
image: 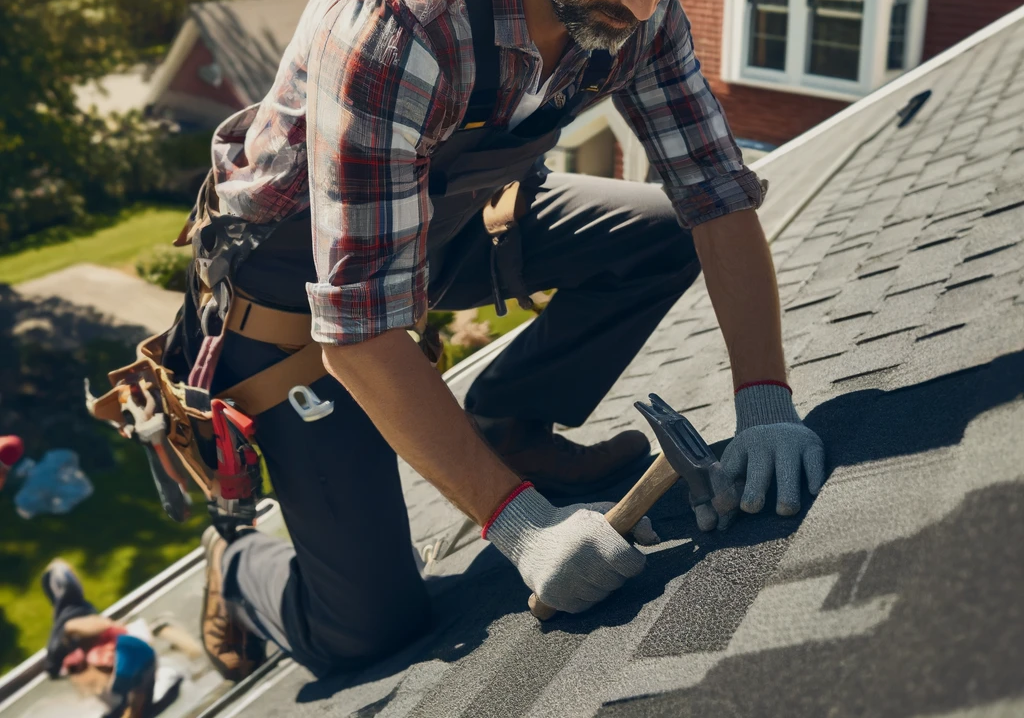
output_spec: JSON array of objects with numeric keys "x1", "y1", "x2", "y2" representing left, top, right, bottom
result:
[
  {"x1": 510, "y1": 50, "x2": 614, "y2": 138},
  {"x1": 579, "y1": 50, "x2": 613, "y2": 93},
  {"x1": 461, "y1": 0, "x2": 501, "y2": 129}
]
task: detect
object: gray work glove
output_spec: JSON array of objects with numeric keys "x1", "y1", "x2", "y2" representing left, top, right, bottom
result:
[
  {"x1": 485, "y1": 485, "x2": 654, "y2": 614},
  {"x1": 712, "y1": 383, "x2": 826, "y2": 528}
]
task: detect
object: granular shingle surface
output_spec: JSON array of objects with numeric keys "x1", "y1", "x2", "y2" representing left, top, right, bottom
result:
[
  {"x1": 5, "y1": 10, "x2": 1024, "y2": 718},
  {"x1": 209, "y1": 13, "x2": 1024, "y2": 718}
]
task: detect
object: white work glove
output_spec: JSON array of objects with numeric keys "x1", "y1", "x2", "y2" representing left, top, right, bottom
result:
[
  {"x1": 713, "y1": 383, "x2": 826, "y2": 528},
  {"x1": 485, "y1": 485, "x2": 656, "y2": 614}
]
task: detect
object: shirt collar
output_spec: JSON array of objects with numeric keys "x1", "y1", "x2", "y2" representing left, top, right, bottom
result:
[
  {"x1": 492, "y1": 0, "x2": 534, "y2": 51},
  {"x1": 491, "y1": 0, "x2": 593, "y2": 67}
]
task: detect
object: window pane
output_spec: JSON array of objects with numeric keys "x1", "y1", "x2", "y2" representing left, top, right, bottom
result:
[
  {"x1": 807, "y1": 0, "x2": 863, "y2": 81},
  {"x1": 887, "y1": 0, "x2": 910, "y2": 71},
  {"x1": 748, "y1": 0, "x2": 788, "y2": 71}
]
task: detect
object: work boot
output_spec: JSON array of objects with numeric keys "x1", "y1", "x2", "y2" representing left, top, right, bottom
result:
[
  {"x1": 469, "y1": 414, "x2": 651, "y2": 497},
  {"x1": 201, "y1": 526, "x2": 263, "y2": 681}
]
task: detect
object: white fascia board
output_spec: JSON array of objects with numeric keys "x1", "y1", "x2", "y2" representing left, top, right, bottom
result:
[{"x1": 145, "y1": 19, "x2": 201, "y2": 108}]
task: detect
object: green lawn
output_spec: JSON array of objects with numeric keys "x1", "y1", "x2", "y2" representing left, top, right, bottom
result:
[
  {"x1": 0, "y1": 204, "x2": 191, "y2": 285},
  {"x1": 477, "y1": 301, "x2": 538, "y2": 337},
  {"x1": 0, "y1": 204, "x2": 196, "y2": 675}
]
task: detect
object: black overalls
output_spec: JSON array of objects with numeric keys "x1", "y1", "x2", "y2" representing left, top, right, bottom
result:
[{"x1": 207, "y1": 0, "x2": 704, "y2": 674}]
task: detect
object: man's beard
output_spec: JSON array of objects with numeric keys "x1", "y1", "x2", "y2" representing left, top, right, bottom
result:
[{"x1": 551, "y1": 0, "x2": 639, "y2": 52}]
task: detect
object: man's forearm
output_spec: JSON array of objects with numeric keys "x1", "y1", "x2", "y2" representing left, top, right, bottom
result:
[
  {"x1": 692, "y1": 209, "x2": 788, "y2": 389},
  {"x1": 321, "y1": 329, "x2": 521, "y2": 525}
]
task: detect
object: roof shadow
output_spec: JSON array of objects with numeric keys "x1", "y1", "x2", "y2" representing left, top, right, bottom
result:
[
  {"x1": 598, "y1": 480, "x2": 1024, "y2": 717},
  {"x1": 288, "y1": 349, "x2": 1024, "y2": 707},
  {"x1": 196, "y1": 5, "x2": 289, "y2": 105},
  {"x1": 801, "y1": 349, "x2": 1024, "y2": 470}
]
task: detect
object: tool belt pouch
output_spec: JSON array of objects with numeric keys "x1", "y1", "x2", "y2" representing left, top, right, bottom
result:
[
  {"x1": 84, "y1": 167, "x2": 321, "y2": 534},
  {"x1": 482, "y1": 181, "x2": 533, "y2": 317},
  {"x1": 84, "y1": 322, "x2": 229, "y2": 523}
]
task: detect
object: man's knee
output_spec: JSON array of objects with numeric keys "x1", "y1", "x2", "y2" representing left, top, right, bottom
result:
[{"x1": 297, "y1": 588, "x2": 432, "y2": 674}]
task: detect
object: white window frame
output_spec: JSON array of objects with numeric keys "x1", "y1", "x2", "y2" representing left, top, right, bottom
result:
[{"x1": 721, "y1": 0, "x2": 929, "y2": 101}]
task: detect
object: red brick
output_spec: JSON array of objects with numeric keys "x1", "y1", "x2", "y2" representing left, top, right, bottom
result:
[
  {"x1": 675, "y1": 0, "x2": 1016, "y2": 146},
  {"x1": 922, "y1": 0, "x2": 1020, "y2": 60},
  {"x1": 168, "y1": 39, "x2": 245, "y2": 109}
]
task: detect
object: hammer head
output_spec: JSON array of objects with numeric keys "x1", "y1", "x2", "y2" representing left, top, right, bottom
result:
[{"x1": 635, "y1": 394, "x2": 724, "y2": 530}]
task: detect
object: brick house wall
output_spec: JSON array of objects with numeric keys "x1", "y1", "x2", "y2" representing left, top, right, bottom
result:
[
  {"x1": 680, "y1": 0, "x2": 1021, "y2": 148},
  {"x1": 684, "y1": 0, "x2": 850, "y2": 147},
  {"x1": 922, "y1": 0, "x2": 1022, "y2": 59},
  {"x1": 167, "y1": 39, "x2": 245, "y2": 110}
]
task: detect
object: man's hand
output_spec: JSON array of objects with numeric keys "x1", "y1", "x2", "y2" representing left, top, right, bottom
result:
[
  {"x1": 485, "y1": 485, "x2": 652, "y2": 613},
  {"x1": 716, "y1": 383, "x2": 825, "y2": 523},
  {"x1": 691, "y1": 210, "x2": 827, "y2": 529},
  {"x1": 583, "y1": 501, "x2": 661, "y2": 545}
]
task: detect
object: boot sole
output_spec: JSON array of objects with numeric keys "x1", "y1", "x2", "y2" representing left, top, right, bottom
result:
[
  {"x1": 123, "y1": 666, "x2": 156, "y2": 718},
  {"x1": 200, "y1": 527, "x2": 259, "y2": 682}
]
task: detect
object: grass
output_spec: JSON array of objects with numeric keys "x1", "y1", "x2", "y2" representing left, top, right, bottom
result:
[
  {"x1": 477, "y1": 301, "x2": 538, "y2": 338},
  {"x1": 0, "y1": 329, "x2": 207, "y2": 675},
  {"x1": 0, "y1": 203, "x2": 191, "y2": 285}
]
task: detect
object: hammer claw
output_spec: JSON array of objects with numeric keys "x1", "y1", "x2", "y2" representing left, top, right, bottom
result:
[
  {"x1": 647, "y1": 393, "x2": 676, "y2": 416},
  {"x1": 636, "y1": 394, "x2": 716, "y2": 466},
  {"x1": 635, "y1": 393, "x2": 719, "y2": 509}
]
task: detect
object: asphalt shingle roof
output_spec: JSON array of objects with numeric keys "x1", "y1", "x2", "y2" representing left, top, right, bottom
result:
[
  {"x1": 190, "y1": 0, "x2": 307, "y2": 106},
  {"x1": 4, "y1": 9, "x2": 1022, "y2": 718},
  {"x1": 221, "y1": 13, "x2": 1024, "y2": 718}
]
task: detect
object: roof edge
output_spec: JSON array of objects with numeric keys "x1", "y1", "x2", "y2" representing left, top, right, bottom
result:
[{"x1": 145, "y1": 18, "x2": 202, "y2": 109}]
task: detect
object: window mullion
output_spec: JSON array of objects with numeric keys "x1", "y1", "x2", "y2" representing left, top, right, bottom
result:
[{"x1": 789, "y1": 0, "x2": 810, "y2": 84}]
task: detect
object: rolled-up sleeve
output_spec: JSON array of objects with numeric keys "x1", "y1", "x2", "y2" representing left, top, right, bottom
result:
[
  {"x1": 305, "y1": 2, "x2": 444, "y2": 345},
  {"x1": 613, "y1": 1, "x2": 765, "y2": 229}
]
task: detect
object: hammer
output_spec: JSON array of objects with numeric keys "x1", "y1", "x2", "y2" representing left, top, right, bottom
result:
[{"x1": 528, "y1": 394, "x2": 725, "y2": 620}]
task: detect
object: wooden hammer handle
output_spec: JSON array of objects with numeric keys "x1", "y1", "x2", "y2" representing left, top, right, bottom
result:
[{"x1": 528, "y1": 453, "x2": 680, "y2": 620}]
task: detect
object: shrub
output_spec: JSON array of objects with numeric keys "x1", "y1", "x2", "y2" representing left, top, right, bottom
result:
[
  {"x1": 135, "y1": 246, "x2": 190, "y2": 291},
  {"x1": 427, "y1": 311, "x2": 455, "y2": 333}
]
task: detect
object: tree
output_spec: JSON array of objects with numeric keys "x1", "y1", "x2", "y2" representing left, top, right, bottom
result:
[
  {"x1": 0, "y1": 0, "x2": 168, "y2": 248},
  {"x1": 107, "y1": 0, "x2": 198, "y2": 57}
]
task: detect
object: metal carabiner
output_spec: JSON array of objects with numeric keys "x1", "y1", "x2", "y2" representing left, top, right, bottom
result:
[{"x1": 288, "y1": 385, "x2": 334, "y2": 422}]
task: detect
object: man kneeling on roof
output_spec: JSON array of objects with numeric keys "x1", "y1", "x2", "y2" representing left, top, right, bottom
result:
[{"x1": 181, "y1": 0, "x2": 827, "y2": 679}]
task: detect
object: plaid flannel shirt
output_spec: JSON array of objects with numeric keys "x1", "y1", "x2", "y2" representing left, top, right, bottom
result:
[{"x1": 208, "y1": 0, "x2": 765, "y2": 346}]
